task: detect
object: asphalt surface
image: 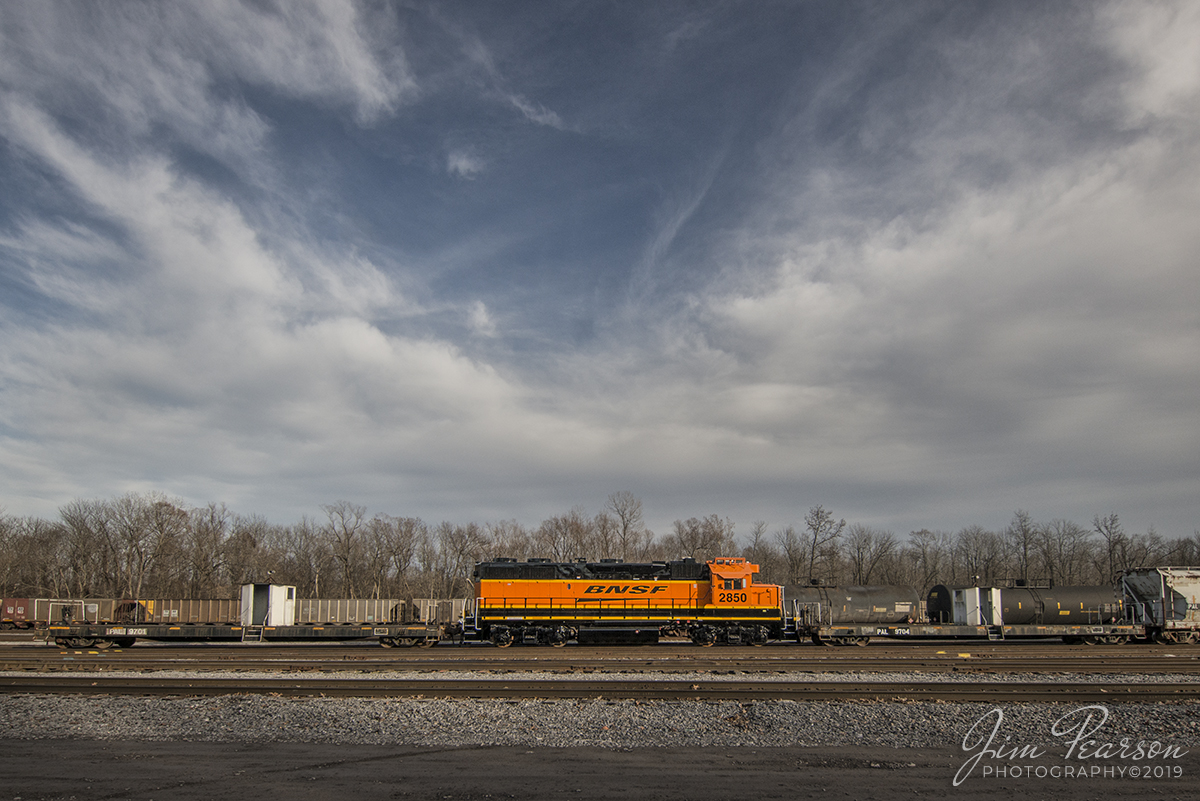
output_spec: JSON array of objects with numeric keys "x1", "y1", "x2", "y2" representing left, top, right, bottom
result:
[{"x1": 3, "y1": 739, "x2": 1198, "y2": 800}]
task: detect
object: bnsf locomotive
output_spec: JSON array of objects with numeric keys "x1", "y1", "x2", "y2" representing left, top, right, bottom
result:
[{"x1": 466, "y1": 556, "x2": 782, "y2": 646}]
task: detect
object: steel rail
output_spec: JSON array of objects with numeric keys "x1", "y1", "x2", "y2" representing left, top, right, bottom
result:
[
  {"x1": 3, "y1": 649, "x2": 1198, "y2": 675},
  {"x1": 2, "y1": 675, "x2": 1198, "y2": 702}
]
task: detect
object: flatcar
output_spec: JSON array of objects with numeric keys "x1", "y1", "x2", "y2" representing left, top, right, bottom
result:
[
  {"x1": 466, "y1": 556, "x2": 783, "y2": 646},
  {"x1": 18, "y1": 584, "x2": 440, "y2": 648}
]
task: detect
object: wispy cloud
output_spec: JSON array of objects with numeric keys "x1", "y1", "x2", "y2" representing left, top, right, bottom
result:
[
  {"x1": 0, "y1": 2, "x2": 1196, "y2": 537},
  {"x1": 505, "y1": 93, "x2": 566, "y2": 129},
  {"x1": 447, "y1": 149, "x2": 485, "y2": 178}
]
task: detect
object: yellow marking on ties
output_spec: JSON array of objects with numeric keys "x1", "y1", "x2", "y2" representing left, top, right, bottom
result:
[{"x1": 958, "y1": 653, "x2": 972, "y2": 658}]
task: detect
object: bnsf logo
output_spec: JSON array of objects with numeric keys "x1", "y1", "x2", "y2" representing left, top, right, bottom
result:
[{"x1": 582, "y1": 585, "x2": 669, "y2": 594}]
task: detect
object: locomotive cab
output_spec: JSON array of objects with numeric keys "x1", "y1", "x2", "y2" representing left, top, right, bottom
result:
[
  {"x1": 708, "y1": 558, "x2": 757, "y2": 604},
  {"x1": 685, "y1": 557, "x2": 782, "y2": 647}
]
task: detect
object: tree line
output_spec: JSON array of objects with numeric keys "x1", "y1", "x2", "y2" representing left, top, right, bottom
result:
[{"x1": 1, "y1": 491, "x2": 1196, "y2": 601}]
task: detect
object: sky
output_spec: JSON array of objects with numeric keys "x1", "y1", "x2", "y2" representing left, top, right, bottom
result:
[{"x1": 1, "y1": 1, "x2": 1198, "y2": 540}]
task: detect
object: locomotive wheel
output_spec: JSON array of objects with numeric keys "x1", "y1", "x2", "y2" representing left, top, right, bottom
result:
[
  {"x1": 551, "y1": 639, "x2": 566, "y2": 648},
  {"x1": 492, "y1": 629, "x2": 514, "y2": 648}
]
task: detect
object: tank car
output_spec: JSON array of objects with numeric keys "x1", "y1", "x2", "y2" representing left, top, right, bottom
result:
[
  {"x1": 786, "y1": 584, "x2": 923, "y2": 645},
  {"x1": 999, "y1": 586, "x2": 1123, "y2": 626}
]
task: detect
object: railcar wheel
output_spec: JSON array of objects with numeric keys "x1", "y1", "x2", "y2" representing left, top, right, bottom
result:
[
  {"x1": 417, "y1": 638, "x2": 437, "y2": 648},
  {"x1": 92, "y1": 639, "x2": 113, "y2": 649},
  {"x1": 379, "y1": 638, "x2": 396, "y2": 648}
]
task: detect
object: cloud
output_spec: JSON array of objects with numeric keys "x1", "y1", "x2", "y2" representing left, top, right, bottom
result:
[
  {"x1": 0, "y1": 95, "x2": 550, "y2": 515},
  {"x1": 0, "y1": 1, "x2": 1197, "y2": 538},
  {"x1": 447, "y1": 149, "x2": 485, "y2": 178},
  {"x1": 505, "y1": 93, "x2": 566, "y2": 129},
  {"x1": 469, "y1": 301, "x2": 497, "y2": 337},
  {"x1": 1101, "y1": 1, "x2": 1200, "y2": 124},
  {"x1": 0, "y1": 0, "x2": 415, "y2": 172}
]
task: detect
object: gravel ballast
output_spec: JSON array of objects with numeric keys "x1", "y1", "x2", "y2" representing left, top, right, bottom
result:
[{"x1": 3, "y1": 669, "x2": 1199, "y2": 750}]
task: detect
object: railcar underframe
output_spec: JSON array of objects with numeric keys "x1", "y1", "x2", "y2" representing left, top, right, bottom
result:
[{"x1": 42, "y1": 622, "x2": 441, "y2": 649}]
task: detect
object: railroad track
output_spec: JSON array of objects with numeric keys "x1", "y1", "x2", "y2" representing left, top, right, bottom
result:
[
  {"x1": 3, "y1": 645, "x2": 1198, "y2": 675},
  {"x1": 2, "y1": 675, "x2": 1197, "y2": 702}
]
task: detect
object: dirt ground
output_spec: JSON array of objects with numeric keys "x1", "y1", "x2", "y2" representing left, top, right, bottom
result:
[{"x1": 2, "y1": 740, "x2": 1197, "y2": 801}]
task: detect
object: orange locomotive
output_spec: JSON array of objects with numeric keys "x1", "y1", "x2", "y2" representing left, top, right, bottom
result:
[{"x1": 468, "y1": 556, "x2": 783, "y2": 646}]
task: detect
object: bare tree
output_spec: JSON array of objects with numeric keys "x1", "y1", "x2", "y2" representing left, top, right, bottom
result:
[
  {"x1": 742, "y1": 520, "x2": 784, "y2": 584},
  {"x1": 322, "y1": 501, "x2": 366, "y2": 597},
  {"x1": 106, "y1": 492, "x2": 187, "y2": 598},
  {"x1": 533, "y1": 508, "x2": 594, "y2": 562},
  {"x1": 487, "y1": 519, "x2": 531, "y2": 560},
  {"x1": 58, "y1": 499, "x2": 117, "y2": 597},
  {"x1": 904, "y1": 529, "x2": 952, "y2": 593},
  {"x1": 800, "y1": 505, "x2": 845, "y2": 583},
  {"x1": 775, "y1": 526, "x2": 806, "y2": 585},
  {"x1": 663, "y1": 515, "x2": 736, "y2": 561},
  {"x1": 1092, "y1": 513, "x2": 1127, "y2": 581},
  {"x1": 186, "y1": 504, "x2": 228, "y2": 598},
  {"x1": 1037, "y1": 519, "x2": 1094, "y2": 585},
  {"x1": 845, "y1": 524, "x2": 896, "y2": 585},
  {"x1": 1005, "y1": 510, "x2": 1037, "y2": 581},
  {"x1": 605, "y1": 491, "x2": 646, "y2": 561},
  {"x1": 955, "y1": 525, "x2": 1006, "y2": 585}
]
